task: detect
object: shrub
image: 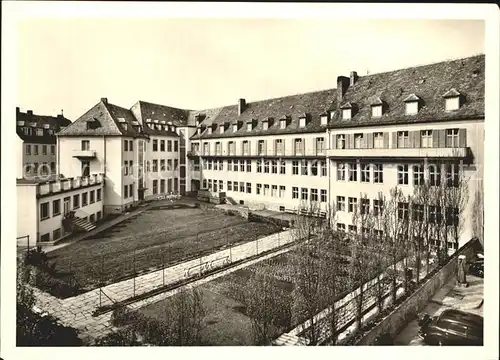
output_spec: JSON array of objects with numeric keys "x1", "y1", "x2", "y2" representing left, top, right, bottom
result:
[{"x1": 93, "y1": 328, "x2": 141, "y2": 346}]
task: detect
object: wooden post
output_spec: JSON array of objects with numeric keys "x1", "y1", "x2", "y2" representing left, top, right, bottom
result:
[{"x1": 457, "y1": 255, "x2": 468, "y2": 287}]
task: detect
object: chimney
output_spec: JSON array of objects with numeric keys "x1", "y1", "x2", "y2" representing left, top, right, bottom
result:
[
  {"x1": 238, "y1": 98, "x2": 246, "y2": 115},
  {"x1": 350, "y1": 71, "x2": 358, "y2": 86},
  {"x1": 336, "y1": 76, "x2": 350, "y2": 109},
  {"x1": 101, "y1": 98, "x2": 108, "y2": 104},
  {"x1": 27, "y1": 110, "x2": 33, "y2": 116}
]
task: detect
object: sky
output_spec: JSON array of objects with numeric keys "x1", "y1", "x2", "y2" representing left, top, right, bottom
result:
[{"x1": 17, "y1": 18, "x2": 484, "y2": 120}]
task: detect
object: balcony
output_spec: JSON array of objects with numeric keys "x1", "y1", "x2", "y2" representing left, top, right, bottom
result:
[
  {"x1": 73, "y1": 149, "x2": 97, "y2": 159},
  {"x1": 37, "y1": 174, "x2": 104, "y2": 196},
  {"x1": 326, "y1": 147, "x2": 468, "y2": 159}
]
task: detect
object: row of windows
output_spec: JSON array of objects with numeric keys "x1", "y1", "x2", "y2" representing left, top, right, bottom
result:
[
  {"x1": 40, "y1": 189, "x2": 102, "y2": 220},
  {"x1": 149, "y1": 159, "x2": 179, "y2": 172},
  {"x1": 39, "y1": 211, "x2": 103, "y2": 242},
  {"x1": 21, "y1": 127, "x2": 56, "y2": 137},
  {"x1": 396, "y1": 163, "x2": 460, "y2": 187},
  {"x1": 25, "y1": 144, "x2": 55, "y2": 156},
  {"x1": 291, "y1": 187, "x2": 328, "y2": 202},
  {"x1": 152, "y1": 178, "x2": 179, "y2": 194},
  {"x1": 124, "y1": 160, "x2": 134, "y2": 175},
  {"x1": 337, "y1": 163, "x2": 384, "y2": 183},
  {"x1": 152, "y1": 139, "x2": 179, "y2": 152}
]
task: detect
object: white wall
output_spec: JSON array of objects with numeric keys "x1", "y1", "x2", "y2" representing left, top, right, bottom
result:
[{"x1": 17, "y1": 184, "x2": 38, "y2": 246}]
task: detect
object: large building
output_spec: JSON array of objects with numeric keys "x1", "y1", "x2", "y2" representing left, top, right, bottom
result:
[
  {"x1": 16, "y1": 107, "x2": 72, "y2": 179},
  {"x1": 53, "y1": 54, "x2": 484, "y2": 248}
]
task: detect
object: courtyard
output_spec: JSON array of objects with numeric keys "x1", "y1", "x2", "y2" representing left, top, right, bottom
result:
[{"x1": 43, "y1": 205, "x2": 281, "y2": 294}]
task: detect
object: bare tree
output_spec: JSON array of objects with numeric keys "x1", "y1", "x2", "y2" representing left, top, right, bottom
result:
[
  {"x1": 445, "y1": 160, "x2": 469, "y2": 250},
  {"x1": 471, "y1": 178, "x2": 484, "y2": 243}
]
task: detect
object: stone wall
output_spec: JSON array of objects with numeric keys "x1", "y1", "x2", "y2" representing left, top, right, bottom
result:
[{"x1": 355, "y1": 237, "x2": 481, "y2": 345}]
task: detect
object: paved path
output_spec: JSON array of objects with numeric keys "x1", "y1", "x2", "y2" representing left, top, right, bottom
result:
[{"x1": 31, "y1": 229, "x2": 296, "y2": 341}]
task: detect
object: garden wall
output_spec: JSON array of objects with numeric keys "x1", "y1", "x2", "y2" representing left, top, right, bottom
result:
[{"x1": 355, "y1": 237, "x2": 482, "y2": 345}]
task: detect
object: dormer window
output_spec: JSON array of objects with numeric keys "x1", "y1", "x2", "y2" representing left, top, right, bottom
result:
[
  {"x1": 280, "y1": 119, "x2": 286, "y2": 129},
  {"x1": 208, "y1": 126, "x2": 212, "y2": 135},
  {"x1": 246, "y1": 120, "x2": 256, "y2": 132},
  {"x1": 17, "y1": 121, "x2": 25, "y2": 126},
  {"x1": 403, "y1": 94, "x2": 421, "y2": 115},
  {"x1": 262, "y1": 119, "x2": 269, "y2": 131},
  {"x1": 370, "y1": 97, "x2": 384, "y2": 117},
  {"x1": 197, "y1": 127, "x2": 201, "y2": 135},
  {"x1": 219, "y1": 124, "x2": 225, "y2": 134},
  {"x1": 36, "y1": 128, "x2": 43, "y2": 136},
  {"x1": 233, "y1": 123, "x2": 238, "y2": 132},
  {"x1": 320, "y1": 113, "x2": 328, "y2": 126},
  {"x1": 443, "y1": 89, "x2": 462, "y2": 111},
  {"x1": 340, "y1": 103, "x2": 353, "y2": 120},
  {"x1": 299, "y1": 114, "x2": 308, "y2": 128}
]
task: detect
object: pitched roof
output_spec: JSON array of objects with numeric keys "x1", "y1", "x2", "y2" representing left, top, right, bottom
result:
[
  {"x1": 190, "y1": 89, "x2": 337, "y2": 139},
  {"x1": 328, "y1": 54, "x2": 484, "y2": 128},
  {"x1": 16, "y1": 109, "x2": 71, "y2": 143},
  {"x1": 58, "y1": 99, "x2": 144, "y2": 137}
]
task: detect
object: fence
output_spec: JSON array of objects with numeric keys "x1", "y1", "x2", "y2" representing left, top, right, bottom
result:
[{"x1": 17, "y1": 235, "x2": 32, "y2": 250}]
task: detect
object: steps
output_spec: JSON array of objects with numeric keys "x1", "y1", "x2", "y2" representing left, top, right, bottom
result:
[
  {"x1": 72, "y1": 217, "x2": 97, "y2": 232},
  {"x1": 225, "y1": 197, "x2": 237, "y2": 205}
]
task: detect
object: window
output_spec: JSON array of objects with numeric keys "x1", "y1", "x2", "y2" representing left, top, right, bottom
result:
[
  {"x1": 429, "y1": 164, "x2": 441, "y2": 186},
  {"x1": 255, "y1": 183, "x2": 261, "y2": 195},
  {"x1": 271, "y1": 185, "x2": 278, "y2": 197},
  {"x1": 279, "y1": 186, "x2": 286, "y2": 198},
  {"x1": 429, "y1": 205, "x2": 442, "y2": 225},
  {"x1": 405, "y1": 101, "x2": 419, "y2": 115},
  {"x1": 413, "y1": 165, "x2": 425, "y2": 186},
  {"x1": 229, "y1": 141, "x2": 235, "y2": 155},
  {"x1": 258, "y1": 140, "x2": 266, "y2": 155},
  {"x1": 337, "y1": 196, "x2": 346, "y2": 211},
  {"x1": 42, "y1": 145, "x2": 47, "y2": 155},
  {"x1": 292, "y1": 161, "x2": 299, "y2": 175},
  {"x1": 25, "y1": 144, "x2": 31, "y2": 155},
  {"x1": 337, "y1": 223, "x2": 346, "y2": 232},
  {"x1": 360, "y1": 198, "x2": 370, "y2": 214},
  {"x1": 202, "y1": 179, "x2": 207, "y2": 189},
  {"x1": 348, "y1": 225, "x2": 357, "y2": 234},
  {"x1": 153, "y1": 180, "x2": 158, "y2": 194},
  {"x1": 53, "y1": 228, "x2": 62, "y2": 241},
  {"x1": 292, "y1": 187, "x2": 299, "y2": 199},
  {"x1": 124, "y1": 161, "x2": 129, "y2": 175},
  {"x1": 311, "y1": 188, "x2": 318, "y2": 202},
  {"x1": 167, "y1": 159, "x2": 173, "y2": 171},
  {"x1": 446, "y1": 163, "x2": 459, "y2": 187},
  {"x1": 280, "y1": 160, "x2": 286, "y2": 174},
  {"x1": 271, "y1": 160, "x2": 278, "y2": 174},
  {"x1": 348, "y1": 197, "x2": 357, "y2": 213},
  {"x1": 337, "y1": 163, "x2": 346, "y2": 181},
  {"x1": 152, "y1": 140, "x2": 158, "y2": 152},
  {"x1": 309, "y1": 161, "x2": 317, "y2": 176},
  {"x1": 174, "y1": 141, "x2": 178, "y2": 152},
  {"x1": 33, "y1": 145, "x2": 39, "y2": 155},
  {"x1": 159, "y1": 159, "x2": 165, "y2": 171},
  {"x1": 397, "y1": 131, "x2": 409, "y2": 148},
  {"x1": 263, "y1": 184, "x2": 270, "y2": 196},
  {"x1": 50, "y1": 162, "x2": 56, "y2": 173},
  {"x1": 246, "y1": 160, "x2": 251, "y2": 172},
  {"x1": 203, "y1": 143, "x2": 209, "y2": 155},
  {"x1": 446, "y1": 207, "x2": 459, "y2": 226},
  {"x1": 40, "y1": 233, "x2": 50, "y2": 242},
  {"x1": 129, "y1": 141, "x2": 133, "y2": 151},
  {"x1": 153, "y1": 160, "x2": 158, "y2": 172},
  {"x1": 52, "y1": 199, "x2": 61, "y2": 216},
  {"x1": 398, "y1": 164, "x2": 409, "y2": 185},
  {"x1": 445, "y1": 97, "x2": 460, "y2": 111},
  {"x1": 168, "y1": 140, "x2": 173, "y2": 152},
  {"x1": 373, "y1": 199, "x2": 383, "y2": 216},
  {"x1": 160, "y1": 179, "x2": 165, "y2": 193},
  {"x1": 82, "y1": 192, "x2": 88, "y2": 206},
  {"x1": 373, "y1": 164, "x2": 383, "y2": 183},
  {"x1": 226, "y1": 181, "x2": 232, "y2": 191},
  {"x1": 374, "y1": 132, "x2": 384, "y2": 148},
  {"x1": 160, "y1": 140, "x2": 165, "y2": 151},
  {"x1": 372, "y1": 105, "x2": 382, "y2": 117},
  {"x1": 413, "y1": 204, "x2": 425, "y2": 222},
  {"x1": 97, "y1": 189, "x2": 102, "y2": 201},
  {"x1": 246, "y1": 182, "x2": 251, "y2": 194},
  {"x1": 264, "y1": 160, "x2": 270, "y2": 173},
  {"x1": 348, "y1": 162, "x2": 357, "y2": 182},
  {"x1": 124, "y1": 185, "x2": 128, "y2": 198},
  {"x1": 421, "y1": 130, "x2": 433, "y2": 148},
  {"x1": 73, "y1": 194, "x2": 80, "y2": 209},
  {"x1": 446, "y1": 129, "x2": 459, "y2": 147},
  {"x1": 361, "y1": 163, "x2": 370, "y2": 183},
  {"x1": 240, "y1": 182, "x2": 245, "y2": 193},
  {"x1": 90, "y1": 190, "x2": 95, "y2": 203},
  {"x1": 301, "y1": 188, "x2": 308, "y2": 201},
  {"x1": 294, "y1": 139, "x2": 304, "y2": 155},
  {"x1": 33, "y1": 163, "x2": 38, "y2": 174},
  {"x1": 320, "y1": 161, "x2": 327, "y2": 177},
  {"x1": 354, "y1": 134, "x2": 363, "y2": 149},
  {"x1": 174, "y1": 159, "x2": 178, "y2": 170},
  {"x1": 36, "y1": 128, "x2": 43, "y2": 136},
  {"x1": 275, "y1": 139, "x2": 284, "y2": 155},
  {"x1": 242, "y1": 141, "x2": 249, "y2": 155},
  {"x1": 301, "y1": 160, "x2": 308, "y2": 176},
  {"x1": 337, "y1": 134, "x2": 346, "y2": 149},
  {"x1": 81, "y1": 140, "x2": 90, "y2": 151},
  {"x1": 320, "y1": 115, "x2": 328, "y2": 126},
  {"x1": 316, "y1": 137, "x2": 325, "y2": 154},
  {"x1": 97, "y1": 211, "x2": 102, "y2": 221},
  {"x1": 238, "y1": 160, "x2": 243, "y2": 172},
  {"x1": 256, "y1": 160, "x2": 262, "y2": 173},
  {"x1": 342, "y1": 108, "x2": 351, "y2": 120},
  {"x1": 320, "y1": 189, "x2": 327, "y2": 203},
  {"x1": 398, "y1": 202, "x2": 409, "y2": 221},
  {"x1": 207, "y1": 159, "x2": 213, "y2": 171}
]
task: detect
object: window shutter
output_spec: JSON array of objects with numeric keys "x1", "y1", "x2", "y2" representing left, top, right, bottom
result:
[
  {"x1": 432, "y1": 130, "x2": 439, "y2": 148},
  {"x1": 458, "y1": 129, "x2": 467, "y2": 147},
  {"x1": 331, "y1": 135, "x2": 337, "y2": 150},
  {"x1": 383, "y1": 132, "x2": 389, "y2": 148},
  {"x1": 248, "y1": 141, "x2": 252, "y2": 155},
  {"x1": 313, "y1": 137, "x2": 317, "y2": 155},
  {"x1": 264, "y1": 140, "x2": 268, "y2": 155},
  {"x1": 439, "y1": 130, "x2": 446, "y2": 148},
  {"x1": 303, "y1": 138, "x2": 306, "y2": 154},
  {"x1": 349, "y1": 134, "x2": 355, "y2": 149},
  {"x1": 409, "y1": 131, "x2": 415, "y2": 148},
  {"x1": 293, "y1": 139, "x2": 297, "y2": 155},
  {"x1": 282, "y1": 140, "x2": 286, "y2": 155},
  {"x1": 367, "y1": 133, "x2": 373, "y2": 149},
  {"x1": 414, "y1": 131, "x2": 421, "y2": 148},
  {"x1": 391, "y1": 132, "x2": 397, "y2": 149}
]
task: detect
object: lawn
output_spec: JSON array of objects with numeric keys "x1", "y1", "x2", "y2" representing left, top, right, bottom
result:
[{"x1": 45, "y1": 207, "x2": 280, "y2": 292}]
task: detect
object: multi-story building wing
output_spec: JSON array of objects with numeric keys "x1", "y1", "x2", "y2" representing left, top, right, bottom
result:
[
  {"x1": 16, "y1": 107, "x2": 71, "y2": 179},
  {"x1": 57, "y1": 98, "x2": 147, "y2": 214}
]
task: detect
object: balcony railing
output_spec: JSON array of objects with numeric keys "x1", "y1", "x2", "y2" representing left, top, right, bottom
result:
[
  {"x1": 73, "y1": 149, "x2": 97, "y2": 158},
  {"x1": 37, "y1": 173, "x2": 104, "y2": 196},
  {"x1": 326, "y1": 147, "x2": 468, "y2": 159}
]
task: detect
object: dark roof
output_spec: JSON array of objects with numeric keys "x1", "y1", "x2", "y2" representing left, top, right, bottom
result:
[
  {"x1": 130, "y1": 101, "x2": 187, "y2": 137},
  {"x1": 190, "y1": 89, "x2": 337, "y2": 140},
  {"x1": 58, "y1": 99, "x2": 145, "y2": 137},
  {"x1": 16, "y1": 109, "x2": 71, "y2": 143},
  {"x1": 328, "y1": 54, "x2": 484, "y2": 128}
]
